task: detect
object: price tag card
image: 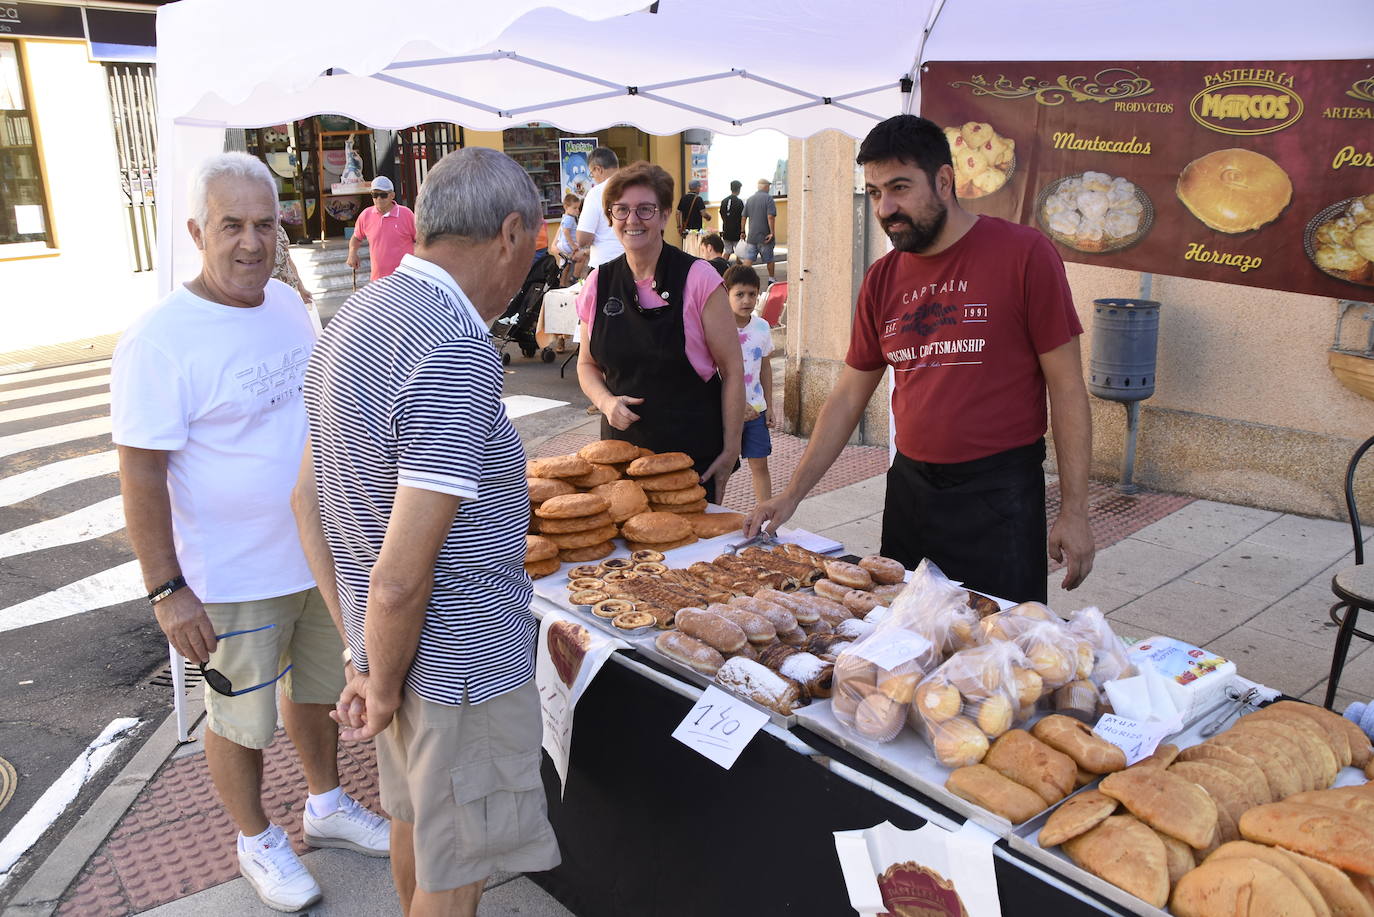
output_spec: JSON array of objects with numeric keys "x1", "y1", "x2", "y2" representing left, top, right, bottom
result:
[
  {"x1": 849, "y1": 631, "x2": 934, "y2": 672},
  {"x1": 1092, "y1": 713, "x2": 1175, "y2": 766},
  {"x1": 671, "y1": 685, "x2": 769, "y2": 769}
]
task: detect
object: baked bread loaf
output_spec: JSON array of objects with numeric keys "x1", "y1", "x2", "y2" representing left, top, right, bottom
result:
[
  {"x1": 946, "y1": 764, "x2": 1047, "y2": 824},
  {"x1": 621, "y1": 512, "x2": 692, "y2": 544},
  {"x1": 1239, "y1": 802, "x2": 1374, "y2": 876},
  {"x1": 1207, "y1": 732, "x2": 1303, "y2": 799},
  {"x1": 525, "y1": 557, "x2": 560, "y2": 579},
  {"x1": 558, "y1": 541, "x2": 615, "y2": 563},
  {"x1": 709, "y1": 604, "x2": 777, "y2": 645},
  {"x1": 545, "y1": 524, "x2": 619, "y2": 549},
  {"x1": 654, "y1": 631, "x2": 725, "y2": 676},
  {"x1": 812, "y1": 578, "x2": 851, "y2": 602},
  {"x1": 636, "y1": 468, "x2": 701, "y2": 492},
  {"x1": 1254, "y1": 700, "x2": 1369, "y2": 767},
  {"x1": 1031, "y1": 714, "x2": 1126, "y2": 774},
  {"x1": 1039, "y1": 788, "x2": 1118, "y2": 847},
  {"x1": 674, "y1": 608, "x2": 747, "y2": 654},
  {"x1": 1177, "y1": 743, "x2": 1272, "y2": 807},
  {"x1": 931, "y1": 715, "x2": 990, "y2": 768},
  {"x1": 589, "y1": 480, "x2": 650, "y2": 523},
  {"x1": 525, "y1": 535, "x2": 559, "y2": 563},
  {"x1": 1131, "y1": 743, "x2": 1181, "y2": 771},
  {"x1": 1168, "y1": 761, "x2": 1252, "y2": 833},
  {"x1": 858, "y1": 555, "x2": 905, "y2": 585},
  {"x1": 528, "y1": 477, "x2": 577, "y2": 503},
  {"x1": 651, "y1": 484, "x2": 707, "y2": 505},
  {"x1": 984, "y1": 730, "x2": 1076, "y2": 806},
  {"x1": 1171, "y1": 856, "x2": 1317, "y2": 917},
  {"x1": 1063, "y1": 815, "x2": 1169, "y2": 909},
  {"x1": 1157, "y1": 831, "x2": 1196, "y2": 890},
  {"x1": 1273, "y1": 847, "x2": 1374, "y2": 917},
  {"x1": 536, "y1": 493, "x2": 609, "y2": 519},
  {"x1": 1250, "y1": 702, "x2": 1353, "y2": 768},
  {"x1": 715, "y1": 657, "x2": 803, "y2": 715},
  {"x1": 627, "y1": 451, "x2": 694, "y2": 476},
  {"x1": 1287, "y1": 787, "x2": 1374, "y2": 820},
  {"x1": 527, "y1": 454, "x2": 593, "y2": 479},
  {"x1": 566, "y1": 463, "x2": 619, "y2": 489},
  {"x1": 577, "y1": 439, "x2": 642, "y2": 464},
  {"x1": 843, "y1": 590, "x2": 883, "y2": 616},
  {"x1": 1206, "y1": 841, "x2": 1333, "y2": 917},
  {"x1": 1100, "y1": 768, "x2": 1219, "y2": 849},
  {"x1": 825, "y1": 560, "x2": 874, "y2": 591},
  {"x1": 1176, "y1": 148, "x2": 1293, "y2": 234},
  {"x1": 538, "y1": 511, "x2": 613, "y2": 534},
  {"x1": 1231, "y1": 717, "x2": 1333, "y2": 789}
]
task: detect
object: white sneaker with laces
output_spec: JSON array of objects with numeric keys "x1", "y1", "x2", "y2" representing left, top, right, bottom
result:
[
  {"x1": 237, "y1": 824, "x2": 322, "y2": 913},
  {"x1": 303, "y1": 792, "x2": 391, "y2": 857}
]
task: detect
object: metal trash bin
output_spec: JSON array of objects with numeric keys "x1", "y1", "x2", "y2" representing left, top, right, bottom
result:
[{"x1": 1088, "y1": 299, "x2": 1161, "y2": 493}]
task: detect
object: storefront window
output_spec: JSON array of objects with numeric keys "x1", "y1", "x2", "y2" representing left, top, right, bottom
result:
[{"x1": 0, "y1": 41, "x2": 54, "y2": 250}]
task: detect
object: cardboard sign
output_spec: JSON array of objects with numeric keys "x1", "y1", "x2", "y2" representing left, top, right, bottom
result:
[{"x1": 671, "y1": 685, "x2": 769, "y2": 769}]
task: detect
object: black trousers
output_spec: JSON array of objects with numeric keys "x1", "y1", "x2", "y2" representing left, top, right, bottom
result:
[{"x1": 880, "y1": 439, "x2": 1049, "y2": 604}]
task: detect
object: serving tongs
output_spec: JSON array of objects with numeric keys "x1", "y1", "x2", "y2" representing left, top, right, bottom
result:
[
  {"x1": 1199, "y1": 684, "x2": 1264, "y2": 737},
  {"x1": 724, "y1": 531, "x2": 778, "y2": 555}
]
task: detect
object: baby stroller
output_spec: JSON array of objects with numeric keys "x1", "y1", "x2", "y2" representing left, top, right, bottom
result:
[{"x1": 490, "y1": 251, "x2": 562, "y2": 365}]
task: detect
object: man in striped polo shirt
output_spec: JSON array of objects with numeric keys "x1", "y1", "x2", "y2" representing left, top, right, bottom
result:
[{"x1": 295, "y1": 147, "x2": 560, "y2": 915}]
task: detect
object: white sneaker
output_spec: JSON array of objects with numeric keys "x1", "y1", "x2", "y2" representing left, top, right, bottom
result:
[
  {"x1": 238, "y1": 824, "x2": 322, "y2": 913},
  {"x1": 303, "y1": 792, "x2": 391, "y2": 857}
]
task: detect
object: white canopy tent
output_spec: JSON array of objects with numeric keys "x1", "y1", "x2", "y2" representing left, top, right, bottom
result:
[{"x1": 156, "y1": 0, "x2": 1374, "y2": 289}]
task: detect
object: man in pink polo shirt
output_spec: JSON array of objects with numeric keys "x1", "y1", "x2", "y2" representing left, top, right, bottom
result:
[{"x1": 346, "y1": 175, "x2": 416, "y2": 281}]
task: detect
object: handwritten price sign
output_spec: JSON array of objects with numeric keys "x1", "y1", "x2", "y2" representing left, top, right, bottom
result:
[
  {"x1": 671, "y1": 685, "x2": 769, "y2": 769},
  {"x1": 1092, "y1": 714, "x2": 1175, "y2": 766}
]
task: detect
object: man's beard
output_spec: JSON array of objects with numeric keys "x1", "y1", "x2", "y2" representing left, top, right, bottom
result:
[{"x1": 882, "y1": 202, "x2": 947, "y2": 254}]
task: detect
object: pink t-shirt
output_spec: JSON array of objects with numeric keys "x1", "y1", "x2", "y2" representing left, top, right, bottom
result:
[
  {"x1": 575, "y1": 258, "x2": 724, "y2": 382},
  {"x1": 354, "y1": 204, "x2": 417, "y2": 280}
]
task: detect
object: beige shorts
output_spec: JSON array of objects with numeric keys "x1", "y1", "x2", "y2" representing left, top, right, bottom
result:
[
  {"x1": 376, "y1": 681, "x2": 560, "y2": 892},
  {"x1": 201, "y1": 588, "x2": 345, "y2": 749}
]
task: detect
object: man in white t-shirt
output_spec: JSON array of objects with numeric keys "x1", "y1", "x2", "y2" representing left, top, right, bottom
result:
[
  {"x1": 112, "y1": 153, "x2": 389, "y2": 914},
  {"x1": 574, "y1": 147, "x2": 623, "y2": 274}
]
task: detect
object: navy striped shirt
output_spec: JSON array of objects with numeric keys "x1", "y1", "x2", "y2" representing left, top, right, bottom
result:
[{"x1": 304, "y1": 254, "x2": 534, "y2": 706}]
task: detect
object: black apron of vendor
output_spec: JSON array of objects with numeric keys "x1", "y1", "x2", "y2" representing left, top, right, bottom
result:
[
  {"x1": 591, "y1": 245, "x2": 726, "y2": 502},
  {"x1": 881, "y1": 439, "x2": 1048, "y2": 604}
]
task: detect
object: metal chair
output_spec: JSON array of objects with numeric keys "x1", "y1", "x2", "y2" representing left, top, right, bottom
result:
[{"x1": 1325, "y1": 433, "x2": 1374, "y2": 708}]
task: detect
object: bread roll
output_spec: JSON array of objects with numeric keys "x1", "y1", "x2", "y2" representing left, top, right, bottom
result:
[
  {"x1": 1260, "y1": 700, "x2": 1369, "y2": 768},
  {"x1": 714, "y1": 657, "x2": 802, "y2": 715},
  {"x1": 536, "y1": 493, "x2": 609, "y2": 519},
  {"x1": 857, "y1": 555, "x2": 905, "y2": 585},
  {"x1": 525, "y1": 535, "x2": 559, "y2": 562},
  {"x1": 972, "y1": 694, "x2": 1013, "y2": 738},
  {"x1": 577, "y1": 439, "x2": 642, "y2": 464},
  {"x1": 1062, "y1": 815, "x2": 1169, "y2": 909},
  {"x1": 1249, "y1": 702, "x2": 1352, "y2": 768},
  {"x1": 931, "y1": 715, "x2": 990, "y2": 768},
  {"x1": 1039, "y1": 789, "x2": 1117, "y2": 847},
  {"x1": 527, "y1": 477, "x2": 577, "y2": 503},
  {"x1": 654, "y1": 631, "x2": 724, "y2": 676},
  {"x1": 946, "y1": 764, "x2": 1046, "y2": 823},
  {"x1": 1239, "y1": 802, "x2": 1374, "y2": 876},
  {"x1": 565, "y1": 463, "x2": 619, "y2": 489},
  {"x1": 708, "y1": 604, "x2": 778, "y2": 645},
  {"x1": 621, "y1": 511, "x2": 692, "y2": 544},
  {"x1": 1100, "y1": 768, "x2": 1219, "y2": 850},
  {"x1": 525, "y1": 557, "x2": 560, "y2": 579},
  {"x1": 984, "y1": 729, "x2": 1076, "y2": 806},
  {"x1": 1171, "y1": 856, "x2": 1317, "y2": 917},
  {"x1": 1031, "y1": 714, "x2": 1126, "y2": 774},
  {"x1": 527, "y1": 454, "x2": 592, "y2": 479},
  {"x1": 1157, "y1": 831, "x2": 1196, "y2": 890},
  {"x1": 626, "y1": 451, "x2": 694, "y2": 476},
  {"x1": 824, "y1": 560, "x2": 873, "y2": 590},
  {"x1": 1206, "y1": 841, "x2": 1333, "y2": 917},
  {"x1": 674, "y1": 608, "x2": 748, "y2": 654},
  {"x1": 1177, "y1": 743, "x2": 1272, "y2": 807}
]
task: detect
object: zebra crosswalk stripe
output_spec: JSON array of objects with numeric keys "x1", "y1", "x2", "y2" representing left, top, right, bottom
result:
[
  {"x1": 0, "y1": 392, "x2": 112, "y2": 425},
  {"x1": 0, "y1": 450, "x2": 119, "y2": 507},
  {"x1": 0, "y1": 359, "x2": 112, "y2": 386},
  {"x1": 0, "y1": 495, "x2": 125, "y2": 560},
  {"x1": 0, "y1": 417, "x2": 112, "y2": 459}
]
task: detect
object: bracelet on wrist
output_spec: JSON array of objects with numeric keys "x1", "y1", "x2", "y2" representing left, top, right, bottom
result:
[{"x1": 148, "y1": 575, "x2": 187, "y2": 606}]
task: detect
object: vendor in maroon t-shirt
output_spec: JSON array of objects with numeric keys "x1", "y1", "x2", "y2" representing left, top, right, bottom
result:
[{"x1": 745, "y1": 115, "x2": 1095, "y2": 603}]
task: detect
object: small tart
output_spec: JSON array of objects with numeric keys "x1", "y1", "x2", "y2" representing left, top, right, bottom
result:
[
  {"x1": 602, "y1": 570, "x2": 639, "y2": 583},
  {"x1": 593, "y1": 598, "x2": 636, "y2": 619},
  {"x1": 568, "y1": 565, "x2": 602, "y2": 579},
  {"x1": 612, "y1": 610, "x2": 656, "y2": 630},
  {"x1": 570, "y1": 589, "x2": 609, "y2": 606},
  {"x1": 630, "y1": 550, "x2": 665, "y2": 563},
  {"x1": 634, "y1": 562, "x2": 669, "y2": 575},
  {"x1": 568, "y1": 577, "x2": 605, "y2": 591},
  {"x1": 599, "y1": 558, "x2": 634, "y2": 572}
]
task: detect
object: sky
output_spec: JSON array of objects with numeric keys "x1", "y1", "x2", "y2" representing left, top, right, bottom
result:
[{"x1": 704, "y1": 129, "x2": 789, "y2": 201}]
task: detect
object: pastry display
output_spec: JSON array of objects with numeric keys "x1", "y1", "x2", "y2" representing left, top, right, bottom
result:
[
  {"x1": 943, "y1": 121, "x2": 1015, "y2": 199},
  {"x1": 1306, "y1": 193, "x2": 1374, "y2": 286},
  {"x1": 1038, "y1": 171, "x2": 1151, "y2": 253},
  {"x1": 1177, "y1": 147, "x2": 1292, "y2": 234}
]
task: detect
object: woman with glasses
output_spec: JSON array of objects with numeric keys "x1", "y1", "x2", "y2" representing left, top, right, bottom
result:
[{"x1": 575, "y1": 162, "x2": 744, "y2": 504}]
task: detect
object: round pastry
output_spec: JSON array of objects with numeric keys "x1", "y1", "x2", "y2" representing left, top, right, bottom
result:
[
  {"x1": 824, "y1": 560, "x2": 874, "y2": 591},
  {"x1": 946, "y1": 660, "x2": 1002, "y2": 698},
  {"x1": 843, "y1": 589, "x2": 883, "y2": 615},
  {"x1": 636, "y1": 468, "x2": 701, "y2": 493},
  {"x1": 973, "y1": 694, "x2": 1014, "y2": 738},
  {"x1": 535, "y1": 493, "x2": 609, "y2": 520},
  {"x1": 558, "y1": 541, "x2": 615, "y2": 563},
  {"x1": 879, "y1": 671, "x2": 921, "y2": 705},
  {"x1": 567, "y1": 577, "x2": 604, "y2": 591},
  {"x1": 1011, "y1": 666, "x2": 1044, "y2": 708},
  {"x1": 630, "y1": 550, "x2": 665, "y2": 564},
  {"x1": 569, "y1": 589, "x2": 608, "y2": 606},
  {"x1": 813, "y1": 578, "x2": 851, "y2": 602},
  {"x1": 872, "y1": 583, "x2": 905, "y2": 602},
  {"x1": 649, "y1": 484, "x2": 707, "y2": 505},
  {"x1": 858, "y1": 555, "x2": 905, "y2": 585},
  {"x1": 526, "y1": 454, "x2": 593, "y2": 479},
  {"x1": 599, "y1": 558, "x2": 634, "y2": 572},
  {"x1": 565, "y1": 463, "x2": 620, "y2": 489},
  {"x1": 832, "y1": 678, "x2": 878, "y2": 721},
  {"x1": 568, "y1": 565, "x2": 602, "y2": 579},
  {"x1": 835, "y1": 652, "x2": 878, "y2": 688},
  {"x1": 633, "y1": 561, "x2": 668, "y2": 575},
  {"x1": 601, "y1": 569, "x2": 639, "y2": 583},
  {"x1": 1027, "y1": 643, "x2": 1074, "y2": 686},
  {"x1": 1007, "y1": 601, "x2": 1055, "y2": 622},
  {"x1": 627, "y1": 451, "x2": 694, "y2": 477},
  {"x1": 577, "y1": 439, "x2": 642, "y2": 464},
  {"x1": 612, "y1": 610, "x2": 656, "y2": 630},
  {"x1": 589, "y1": 480, "x2": 650, "y2": 523},
  {"x1": 546, "y1": 524, "x2": 619, "y2": 549},
  {"x1": 525, "y1": 534, "x2": 559, "y2": 563},
  {"x1": 625, "y1": 535, "x2": 698, "y2": 553},
  {"x1": 593, "y1": 598, "x2": 636, "y2": 619},
  {"x1": 854, "y1": 692, "x2": 906, "y2": 741},
  {"x1": 621, "y1": 511, "x2": 692, "y2": 544},
  {"x1": 932, "y1": 716, "x2": 990, "y2": 768},
  {"x1": 682, "y1": 512, "x2": 745, "y2": 538},
  {"x1": 527, "y1": 477, "x2": 577, "y2": 503},
  {"x1": 1176, "y1": 148, "x2": 1292, "y2": 233},
  {"x1": 915, "y1": 681, "x2": 962, "y2": 723},
  {"x1": 1074, "y1": 642, "x2": 1095, "y2": 681},
  {"x1": 648, "y1": 499, "x2": 709, "y2": 514},
  {"x1": 538, "y1": 511, "x2": 613, "y2": 534},
  {"x1": 524, "y1": 558, "x2": 560, "y2": 579}
]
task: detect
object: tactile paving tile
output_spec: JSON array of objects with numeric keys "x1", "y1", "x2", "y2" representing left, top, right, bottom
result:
[
  {"x1": 57, "y1": 731, "x2": 384, "y2": 915},
  {"x1": 1045, "y1": 480, "x2": 1194, "y2": 572}
]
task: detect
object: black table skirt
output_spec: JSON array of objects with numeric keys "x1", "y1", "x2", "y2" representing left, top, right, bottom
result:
[{"x1": 529, "y1": 655, "x2": 1126, "y2": 916}]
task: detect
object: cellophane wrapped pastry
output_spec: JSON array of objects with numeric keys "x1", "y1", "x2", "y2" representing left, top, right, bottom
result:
[
  {"x1": 909, "y1": 640, "x2": 1030, "y2": 767},
  {"x1": 1065, "y1": 606, "x2": 1136, "y2": 687}
]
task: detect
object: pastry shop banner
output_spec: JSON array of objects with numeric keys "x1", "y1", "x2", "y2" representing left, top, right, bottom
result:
[
  {"x1": 536, "y1": 611, "x2": 628, "y2": 793},
  {"x1": 920, "y1": 60, "x2": 1374, "y2": 301}
]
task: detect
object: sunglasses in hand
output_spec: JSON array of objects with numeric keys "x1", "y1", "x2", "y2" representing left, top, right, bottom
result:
[{"x1": 199, "y1": 623, "x2": 293, "y2": 697}]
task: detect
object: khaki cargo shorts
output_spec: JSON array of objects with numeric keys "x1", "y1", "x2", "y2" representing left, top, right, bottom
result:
[
  {"x1": 376, "y1": 681, "x2": 561, "y2": 892},
  {"x1": 201, "y1": 588, "x2": 345, "y2": 749}
]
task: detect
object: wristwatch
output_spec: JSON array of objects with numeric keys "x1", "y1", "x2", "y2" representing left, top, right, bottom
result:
[{"x1": 147, "y1": 575, "x2": 187, "y2": 606}]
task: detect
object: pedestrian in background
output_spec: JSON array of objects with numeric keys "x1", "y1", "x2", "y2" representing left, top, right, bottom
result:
[
  {"x1": 739, "y1": 177, "x2": 778, "y2": 283},
  {"x1": 346, "y1": 175, "x2": 416, "y2": 282},
  {"x1": 718, "y1": 179, "x2": 745, "y2": 259},
  {"x1": 574, "y1": 147, "x2": 624, "y2": 275},
  {"x1": 676, "y1": 177, "x2": 711, "y2": 256}
]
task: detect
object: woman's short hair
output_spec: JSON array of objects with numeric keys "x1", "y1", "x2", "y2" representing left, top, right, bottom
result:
[
  {"x1": 190, "y1": 152, "x2": 277, "y2": 228},
  {"x1": 602, "y1": 161, "x2": 674, "y2": 216},
  {"x1": 416, "y1": 147, "x2": 541, "y2": 245}
]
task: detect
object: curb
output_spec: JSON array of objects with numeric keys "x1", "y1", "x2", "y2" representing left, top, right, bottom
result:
[{"x1": 6, "y1": 696, "x2": 206, "y2": 917}]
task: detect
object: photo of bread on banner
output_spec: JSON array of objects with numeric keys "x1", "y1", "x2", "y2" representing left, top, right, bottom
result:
[
  {"x1": 1033, "y1": 699, "x2": 1374, "y2": 912},
  {"x1": 1176, "y1": 147, "x2": 1292, "y2": 234}
]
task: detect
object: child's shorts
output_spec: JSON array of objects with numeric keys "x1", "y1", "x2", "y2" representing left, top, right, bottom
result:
[{"x1": 742, "y1": 411, "x2": 772, "y2": 459}]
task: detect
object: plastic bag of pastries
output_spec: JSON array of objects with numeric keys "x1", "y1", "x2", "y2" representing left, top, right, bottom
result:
[
  {"x1": 1065, "y1": 606, "x2": 1136, "y2": 687},
  {"x1": 831, "y1": 630, "x2": 939, "y2": 744},
  {"x1": 1011, "y1": 617, "x2": 1088, "y2": 693},
  {"x1": 880, "y1": 559, "x2": 981, "y2": 659},
  {"x1": 909, "y1": 640, "x2": 1028, "y2": 766}
]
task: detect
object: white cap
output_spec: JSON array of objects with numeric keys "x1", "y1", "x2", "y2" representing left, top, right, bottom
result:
[{"x1": 371, "y1": 175, "x2": 394, "y2": 193}]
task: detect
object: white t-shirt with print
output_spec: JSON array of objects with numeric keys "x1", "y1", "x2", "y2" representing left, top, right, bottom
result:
[
  {"x1": 111, "y1": 279, "x2": 316, "y2": 603},
  {"x1": 576, "y1": 180, "x2": 624, "y2": 268},
  {"x1": 738, "y1": 315, "x2": 773, "y2": 414}
]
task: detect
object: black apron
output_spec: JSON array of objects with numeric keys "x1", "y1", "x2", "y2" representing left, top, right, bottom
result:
[{"x1": 591, "y1": 244, "x2": 726, "y2": 503}]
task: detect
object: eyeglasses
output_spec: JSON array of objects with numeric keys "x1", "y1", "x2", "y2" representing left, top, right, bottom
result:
[
  {"x1": 609, "y1": 203, "x2": 661, "y2": 221},
  {"x1": 198, "y1": 623, "x2": 293, "y2": 697},
  {"x1": 371, "y1": 191, "x2": 391, "y2": 198}
]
